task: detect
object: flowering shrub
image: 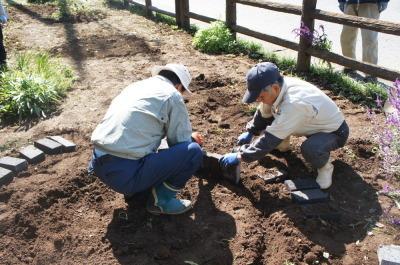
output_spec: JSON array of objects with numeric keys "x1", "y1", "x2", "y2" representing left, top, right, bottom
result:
[
  {"x1": 292, "y1": 22, "x2": 332, "y2": 51},
  {"x1": 374, "y1": 80, "x2": 400, "y2": 179},
  {"x1": 369, "y1": 80, "x2": 400, "y2": 226}
]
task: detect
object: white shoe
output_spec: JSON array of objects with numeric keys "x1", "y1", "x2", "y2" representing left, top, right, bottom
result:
[
  {"x1": 276, "y1": 136, "x2": 291, "y2": 152},
  {"x1": 316, "y1": 159, "x2": 334, "y2": 189}
]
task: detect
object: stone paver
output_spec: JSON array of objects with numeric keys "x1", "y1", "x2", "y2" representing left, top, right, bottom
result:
[
  {"x1": 284, "y1": 178, "x2": 320, "y2": 191},
  {"x1": 47, "y1": 136, "x2": 76, "y2": 152},
  {"x1": 19, "y1": 145, "x2": 45, "y2": 164},
  {"x1": 0, "y1": 156, "x2": 28, "y2": 172},
  {"x1": 34, "y1": 138, "x2": 63, "y2": 155},
  {"x1": 378, "y1": 245, "x2": 400, "y2": 265},
  {"x1": 291, "y1": 189, "x2": 329, "y2": 204},
  {"x1": 0, "y1": 167, "x2": 15, "y2": 187}
]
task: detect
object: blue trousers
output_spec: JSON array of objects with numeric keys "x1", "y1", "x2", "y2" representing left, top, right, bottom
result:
[
  {"x1": 301, "y1": 121, "x2": 350, "y2": 168},
  {"x1": 88, "y1": 142, "x2": 203, "y2": 195}
]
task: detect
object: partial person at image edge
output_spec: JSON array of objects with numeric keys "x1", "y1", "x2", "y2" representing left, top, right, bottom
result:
[
  {"x1": 338, "y1": 0, "x2": 390, "y2": 82},
  {"x1": 0, "y1": 0, "x2": 8, "y2": 67}
]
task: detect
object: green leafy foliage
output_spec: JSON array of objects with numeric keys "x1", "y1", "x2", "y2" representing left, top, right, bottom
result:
[
  {"x1": 192, "y1": 21, "x2": 263, "y2": 56},
  {"x1": 192, "y1": 21, "x2": 237, "y2": 54},
  {"x1": 0, "y1": 52, "x2": 75, "y2": 122}
]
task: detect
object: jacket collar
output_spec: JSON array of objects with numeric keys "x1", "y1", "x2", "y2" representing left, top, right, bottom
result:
[{"x1": 272, "y1": 78, "x2": 288, "y2": 110}]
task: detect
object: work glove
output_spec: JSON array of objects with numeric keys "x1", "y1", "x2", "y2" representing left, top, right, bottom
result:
[
  {"x1": 0, "y1": 16, "x2": 7, "y2": 24},
  {"x1": 378, "y1": 2, "x2": 388, "y2": 12},
  {"x1": 219, "y1": 153, "x2": 240, "y2": 168},
  {"x1": 339, "y1": 2, "x2": 345, "y2": 13},
  {"x1": 237, "y1": 132, "x2": 253, "y2": 145}
]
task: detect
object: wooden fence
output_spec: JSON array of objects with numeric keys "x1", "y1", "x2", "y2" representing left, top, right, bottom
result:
[{"x1": 129, "y1": 0, "x2": 400, "y2": 81}]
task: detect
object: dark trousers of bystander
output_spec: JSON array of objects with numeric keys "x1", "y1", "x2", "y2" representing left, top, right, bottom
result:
[{"x1": 0, "y1": 25, "x2": 6, "y2": 66}]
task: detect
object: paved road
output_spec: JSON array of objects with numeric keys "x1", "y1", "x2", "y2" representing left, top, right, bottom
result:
[{"x1": 140, "y1": 0, "x2": 400, "y2": 77}]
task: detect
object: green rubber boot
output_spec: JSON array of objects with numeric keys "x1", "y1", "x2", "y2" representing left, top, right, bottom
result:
[{"x1": 146, "y1": 182, "x2": 192, "y2": 215}]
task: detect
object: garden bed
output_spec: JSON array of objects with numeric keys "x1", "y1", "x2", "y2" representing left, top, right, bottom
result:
[{"x1": 0, "y1": 3, "x2": 399, "y2": 265}]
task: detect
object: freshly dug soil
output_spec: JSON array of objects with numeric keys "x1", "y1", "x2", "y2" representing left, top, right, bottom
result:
[{"x1": 1, "y1": 3, "x2": 399, "y2": 265}]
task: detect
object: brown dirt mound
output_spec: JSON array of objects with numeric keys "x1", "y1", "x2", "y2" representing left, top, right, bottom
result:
[{"x1": 50, "y1": 33, "x2": 159, "y2": 59}]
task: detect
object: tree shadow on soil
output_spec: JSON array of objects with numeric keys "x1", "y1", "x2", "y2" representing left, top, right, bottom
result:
[
  {"x1": 6, "y1": 0, "x2": 58, "y2": 25},
  {"x1": 225, "y1": 153, "x2": 382, "y2": 259},
  {"x1": 105, "y1": 179, "x2": 236, "y2": 265},
  {"x1": 6, "y1": 0, "x2": 85, "y2": 76}
]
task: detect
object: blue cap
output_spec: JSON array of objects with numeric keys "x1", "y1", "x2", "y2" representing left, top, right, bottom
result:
[{"x1": 242, "y1": 62, "x2": 282, "y2": 103}]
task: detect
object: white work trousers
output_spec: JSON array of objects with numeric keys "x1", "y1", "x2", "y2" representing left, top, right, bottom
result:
[{"x1": 340, "y1": 3, "x2": 380, "y2": 65}]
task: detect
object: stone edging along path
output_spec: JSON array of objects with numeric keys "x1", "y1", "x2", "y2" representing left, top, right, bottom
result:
[{"x1": 0, "y1": 136, "x2": 76, "y2": 187}]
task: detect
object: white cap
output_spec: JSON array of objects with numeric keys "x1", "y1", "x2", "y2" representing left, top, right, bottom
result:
[{"x1": 151, "y1": 63, "x2": 192, "y2": 93}]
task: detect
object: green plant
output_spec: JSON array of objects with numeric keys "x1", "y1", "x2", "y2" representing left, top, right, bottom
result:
[
  {"x1": 308, "y1": 65, "x2": 387, "y2": 106},
  {"x1": 0, "y1": 52, "x2": 75, "y2": 122},
  {"x1": 192, "y1": 21, "x2": 263, "y2": 56},
  {"x1": 192, "y1": 21, "x2": 237, "y2": 54}
]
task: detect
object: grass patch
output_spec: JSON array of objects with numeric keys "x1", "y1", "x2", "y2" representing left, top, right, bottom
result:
[{"x1": 0, "y1": 52, "x2": 75, "y2": 123}]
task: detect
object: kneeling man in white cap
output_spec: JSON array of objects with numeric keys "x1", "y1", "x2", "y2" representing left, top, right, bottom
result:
[{"x1": 89, "y1": 64, "x2": 203, "y2": 214}]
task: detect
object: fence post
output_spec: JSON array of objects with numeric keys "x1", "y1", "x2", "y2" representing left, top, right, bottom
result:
[
  {"x1": 145, "y1": 0, "x2": 152, "y2": 17},
  {"x1": 296, "y1": 0, "x2": 317, "y2": 72},
  {"x1": 182, "y1": 0, "x2": 190, "y2": 29},
  {"x1": 175, "y1": 0, "x2": 190, "y2": 29},
  {"x1": 226, "y1": 0, "x2": 237, "y2": 38},
  {"x1": 175, "y1": 0, "x2": 182, "y2": 27}
]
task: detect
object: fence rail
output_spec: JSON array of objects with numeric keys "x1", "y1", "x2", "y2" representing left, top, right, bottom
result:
[{"x1": 128, "y1": 0, "x2": 400, "y2": 81}]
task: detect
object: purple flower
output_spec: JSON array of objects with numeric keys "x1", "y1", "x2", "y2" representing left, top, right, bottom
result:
[
  {"x1": 376, "y1": 95, "x2": 383, "y2": 108},
  {"x1": 381, "y1": 184, "x2": 390, "y2": 194},
  {"x1": 292, "y1": 22, "x2": 313, "y2": 42},
  {"x1": 394, "y1": 78, "x2": 400, "y2": 90},
  {"x1": 392, "y1": 219, "x2": 400, "y2": 226},
  {"x1": 293, "y1": 22, "x2": 332, "y2": 51}
]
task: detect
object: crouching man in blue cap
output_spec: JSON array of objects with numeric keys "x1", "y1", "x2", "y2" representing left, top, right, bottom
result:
[
  {"x1": 89, "y1": 63, "x2": 203, "y2": 215},
  {"x1": 220, "y1": 62, "x2": 349, "y2": 189}
]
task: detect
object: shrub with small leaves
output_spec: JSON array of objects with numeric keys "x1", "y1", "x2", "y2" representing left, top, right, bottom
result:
[
  {"x1": 193, "y1": 21, "x2": 237, "y2": 54},
  {"x1": 192, "y1": 21, "x2": 263, "y2": 57},
  {"x1": 368, "y1": 79, "x2": 400, "y2": 179}
]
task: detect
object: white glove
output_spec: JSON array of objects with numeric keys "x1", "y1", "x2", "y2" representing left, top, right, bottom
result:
[
  {"x1": 339, "y1": 2, "x2": 346, "y2": 13},
  {"x1": 378, "y1": 2, "x2": 388, "y2": 12},
  {"x1": 0, "y1": 15, "x2": 7, "y2": 24}
]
